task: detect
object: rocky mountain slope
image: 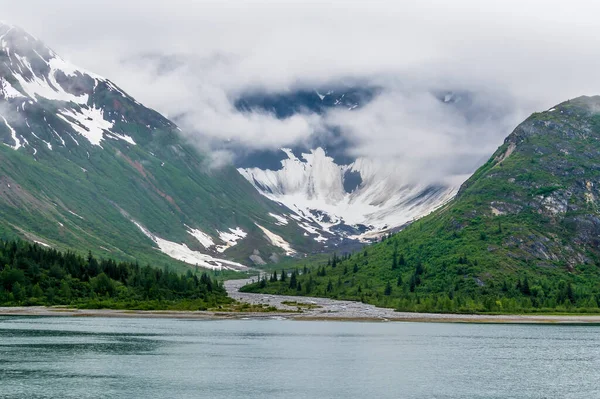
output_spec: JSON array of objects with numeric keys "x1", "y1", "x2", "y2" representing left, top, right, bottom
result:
[
  {"x1": 244, "y1": 96, "x2": 600, "y2": 312},
  {"x1": 0, "y1": 22, "x2": 325, "y2": 270}
]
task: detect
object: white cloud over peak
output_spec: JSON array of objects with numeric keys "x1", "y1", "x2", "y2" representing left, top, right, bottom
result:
[{"x1": 4, "y1": 0, "x2": 600, "y2": 182}]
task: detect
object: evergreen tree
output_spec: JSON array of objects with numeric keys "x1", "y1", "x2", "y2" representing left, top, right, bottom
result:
[
  {"x1": 60, "y1": 280, "x2": 72, "y2": 300},
  {"x1": 326, "y1": 280, "x2": 333, "y2": 293},
  {"x1": 567, "y1": 282, "x2": 576, "y2": 304},
  {"x1": 415, "y1": 261, "x2": 424, "y2": 276},
  {"x1": 384, "y1": 281, "x2": 392, "y2": 296},
  {"x1": 306, "y1": 275, "x2": 314, "y2": 294},
  {"x1": 521, "y1": 277, "x2": 531, "y2": 296},
  {"x1": 31, "y1": 283, "x2": 43, "y2": 298},
  {"x1": 289, "y1": 271, "x2": 297, "y2": 289},
  {"x1": 409, "y1": 275, "x2": 417, "y2": 292},
  {"x1": 12, "y1": 282, "x2": 24, "y2": 301}
]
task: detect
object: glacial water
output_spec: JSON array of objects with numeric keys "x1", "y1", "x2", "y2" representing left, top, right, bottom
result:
[{"x1": 1, "y1": 316, "x2": 599, "y2": 398}]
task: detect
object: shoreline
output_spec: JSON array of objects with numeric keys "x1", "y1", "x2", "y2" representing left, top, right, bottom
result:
[
  {"x1": 4, "y1": 278, "x2": 600, "y2": 324},
  {"x1": 220, "y1": 278, "x2": 600, "y2": 324},
  {"x1": 2, "y1": 306, "x2": 600, "y2": 323}
]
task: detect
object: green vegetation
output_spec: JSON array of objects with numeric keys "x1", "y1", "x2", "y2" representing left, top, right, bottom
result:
[
  {"x1": 0, "y1": 240, "x2": 231, "y2": 310},
  {"x1": 242, "y1": 243, "x2": 600, "y2": 314},
  {"x1": 243, "y1": 96, "x2": 600, "y2": 314},
  {"x1": 0, "y1": 38, "x2": 321, "y2": 274}
]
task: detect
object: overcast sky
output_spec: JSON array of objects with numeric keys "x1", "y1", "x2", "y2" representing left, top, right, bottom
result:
[{"x1": 4, "y1": 0, "x2": 600, "y2": 183}]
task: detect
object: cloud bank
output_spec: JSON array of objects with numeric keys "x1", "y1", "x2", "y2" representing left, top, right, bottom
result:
[{"x1": 4, "y1": 0, "x2": 600, "y2": 183}]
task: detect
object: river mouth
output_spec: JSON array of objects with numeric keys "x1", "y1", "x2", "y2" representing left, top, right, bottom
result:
[
  {"x1": 225, "y1": 278, "x2": 600, "y2": 324},
  {"x1": 0, "y1": 279, "x2": 599, "y2": 324}
]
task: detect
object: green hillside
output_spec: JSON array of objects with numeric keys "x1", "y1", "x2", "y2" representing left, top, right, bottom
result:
[
  {"x1": 0, "y1": 23, "x2": 320, "y2": 273},
  {"x1": 242, "y1": 96, "x2": 600, "y2": 313}
]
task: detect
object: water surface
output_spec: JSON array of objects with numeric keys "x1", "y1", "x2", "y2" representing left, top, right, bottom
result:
[{"x1": 0, "y1": 317, "x2": 598, "y2": 398}]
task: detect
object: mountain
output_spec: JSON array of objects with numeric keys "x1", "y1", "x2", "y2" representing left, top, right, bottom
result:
[
  {"x1": 233, "y1": 88, "x2": 458, "y2": 242},
  {"x1": 243, "y1": 96, "x2": 600, "y2": 312},
  {"x1": 0, "y1": 23, "x2": 326, "y2": 270}
]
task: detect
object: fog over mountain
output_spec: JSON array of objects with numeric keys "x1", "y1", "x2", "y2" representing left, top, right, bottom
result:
[
  {"x1": 3, "y1": 0, "x2": 600, "y2": 245},
  {"x1": 5, "y1": 0, "x2": 600, "y2": 184}
]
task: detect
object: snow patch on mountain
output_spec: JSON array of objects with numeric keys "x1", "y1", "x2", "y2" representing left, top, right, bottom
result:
[
  {"x1": 268, "y1": 213, "x2": 288, "y2": 226},
  {"x1": 239, "y1": 147, "x2": 458, "y2": 239},
  {"x1": 133, "y1": 221, "x2": 248, "y2": 270},
  {"x1": 290, "y1": 216, "x2": 328, "y2": 242},
  {"x1": 187, "y1": 227, "x2": 215, "y2": 249},
  {"x1": 55, "y1": 103, "x2": 136, "y2": 148},
  {"x1": 67, "y1": 209, "x2": 84, "y2": 220},
  {"x1": 187, "y1": 226, "x2": 248, "y2": 253},
  {"x1": 1, "y1": 114, "x2": 20, "y2": 149},
  {"x1": 0, "y1": 78, "x2": 23, "y2": 99},
  {"x1": 56, "y1": 106, "x2": 111, "y2": 146},
  {"x1": 255, "y1": 224, "x2": 296, "y2": 256},
  {"x1": 11, "y1": 53, "x2": 89, "y2": 104},
  {"x1": 48, "y1": 53, "x2": 100, "y2": 81},
  {"x1": 216, "y1": 228, "x2": 247, "y2": 253}
]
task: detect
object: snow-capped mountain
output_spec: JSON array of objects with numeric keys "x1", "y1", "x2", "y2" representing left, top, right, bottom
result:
[
  {"x1": 0, "y1": 22, "x2": 329, "y2": 269},
  {"x1": 239, "y1": 147, "x2": 457, "y2": 239},
  {"x1": 0, "y1": 24, "x2": 158, "y2": 149},
  {"x1": 234, "y1": 88, "x2": 458, "y2": 241}
]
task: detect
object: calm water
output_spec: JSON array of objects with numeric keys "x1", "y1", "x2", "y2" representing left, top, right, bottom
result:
[{"x1": 0, "y1": 317, "x2": 599, "y2": 398}]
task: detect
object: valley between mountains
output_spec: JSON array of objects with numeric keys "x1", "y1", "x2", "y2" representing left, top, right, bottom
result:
[{"x1": 3, "y1": 22, "x2": 600, "y2": 315}]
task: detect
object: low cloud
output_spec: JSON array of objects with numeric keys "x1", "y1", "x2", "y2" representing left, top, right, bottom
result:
[
  {"x1": 0, "y1": 101, "x2": 25, "y2": 126},
  {"x1": 4, "y1": 0, "x2": 600, "y2": 181},
  {"x1": 325, "y1": 87, "x2": 526, "y2": 184}
]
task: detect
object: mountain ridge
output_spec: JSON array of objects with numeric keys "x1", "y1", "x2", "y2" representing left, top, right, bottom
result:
[{"x1": 0, "y1": 22, "x2": 326, "y2": 271}]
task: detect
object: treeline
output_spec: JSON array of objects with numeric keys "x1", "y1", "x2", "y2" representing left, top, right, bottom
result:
[
  {"x1": 241, "y1": 248, "x2": 600, "y2": 314},
  {"x1": 0, "y1": 240, "x2": 230, "y2": 310}
]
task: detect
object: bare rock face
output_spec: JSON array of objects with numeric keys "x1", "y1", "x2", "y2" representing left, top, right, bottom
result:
[{"x1": 249, "y1": 249, "x2": 266, "y2": 265}]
